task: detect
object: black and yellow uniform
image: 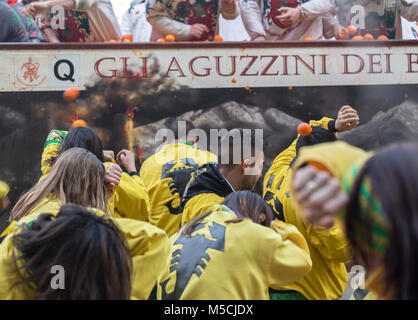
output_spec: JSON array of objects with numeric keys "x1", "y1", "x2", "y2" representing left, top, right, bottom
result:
[
  {"x1": 181, "y1": 163, "x2": 234, "y2": 227},
  {"x1": 263, "y1": 117, "x2": 354, "y2": 300},
  {"x1": 40, "y1": 129, "x2": 150, "y2": 221},
  {"x1": 0, "y1": 199, "x2": 171, "y2": 300},
  {"x1": 140, "y1": 143, "x2": 216, "y2": 236},
  {"x1": 157, "y1": 205, "x2": 312, "y2": 300}
]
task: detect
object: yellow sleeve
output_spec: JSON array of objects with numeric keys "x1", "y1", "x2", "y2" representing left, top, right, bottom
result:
[
  {"x1": 181, "y1": 193, "x2": 224, "y2": 227},
  {"x1": 265, "y1": 117, "x2": 335, "y2": 185},
  {"x1": 0, "y1": 225, "x2": 33, "y2": 299},
  {"x1": 41, "y1": 130, "x2": 67, "y2": 176},
  {"x1": 0, "y1": 181, "x2": 9, "y2": 200},
  {"x1": 267, "y1": 220, "x2": 312, "y2": 289},
  {"x1": 114, "y1": 218, "x2": 170, "y2": 300},
  {"x1": 308, "y1": 116, "x2": 335, "y2": 131},
  {"x1": 113, "y1": 173, "x2": 151, "y2": 222},
  {"x1": 306, "y1": 219, "x2": 352, "y2": 263}
]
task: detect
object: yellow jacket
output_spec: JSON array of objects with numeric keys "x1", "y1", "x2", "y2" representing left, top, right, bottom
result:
[
  {"x1": 0, "y1": 198, "x2": 170, "y2": 300},
  {"x1": 140, "y1": 143, "x2": 216, "y2": 236},
  {"x1": 157, "y1": 205, "x2": 312, "y2": 300},
  {"x1": 263, "y1": 118, "x2": 353, "y2": 300},
  {"x1": 40, "y1": 129, "x2": 150, "y2": 221},
  {"x1": 288, "y1": 140, "x2": 371, "y2": 300}
]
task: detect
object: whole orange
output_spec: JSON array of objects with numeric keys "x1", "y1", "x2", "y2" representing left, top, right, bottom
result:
[
  {"x1": 63, "y1": 87, "x2": 80, "y2": 102},
  {"x1": 297, "y1": 123, "x2": 312, "y2": 136},
  {"x1": 165, "y1": 34, "x2": 175, "y2": 42},
  {"x1": 213, "y1": 35, "x2": 223, "y2": 42}
]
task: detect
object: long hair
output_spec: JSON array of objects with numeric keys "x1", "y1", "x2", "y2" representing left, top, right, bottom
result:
[
  {"x1": 10, "y1": 148, "x2": 107, "y2": 221},
  {"x1": 12, "y1": 204, "x2": 132, "y2": 300},
  {"x1": 184, "y1": 191, "x2": 273, "y2": 236},
  {"x1": 346, "y1": 143, "x2": 418, "y2": 299}
]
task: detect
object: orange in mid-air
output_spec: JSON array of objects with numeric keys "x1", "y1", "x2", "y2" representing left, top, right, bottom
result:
[
  {"x1": 297, "y1": 123, "x2": 312, "y2": 136},
  {"x1": 303, "y1": 37, "x2": 313, "y2": 40},
  {"x1": 231, "y1": 78, "x2": 237, "y2": 83},
  {"x1": 213, "y1": 35, "x2": 223, "y2": 42},
  {"x1": 165, "y1": 34, "x2": 175, "y2": 42},
  {"x1": 363, "y1": 33, "x2": 374, "y2": 40},
  {"x1": 71, "y1": 119, "x2": 87, "y2": 128},
  {"x1": 157, "y1": 38, "x2": 166, "y2": 42},
  {"x1": 377, "y1": 35, "x2": 389, "y2": 40},
  {"x1": 351, "y1": 35, "x2": 364, "y2": 40},
  {"x1": 63, "y1": 87, "x2": 80, "y2": 102},
  {"x1": 347, "y1": 25, "x2": 357, "y2": 35}
]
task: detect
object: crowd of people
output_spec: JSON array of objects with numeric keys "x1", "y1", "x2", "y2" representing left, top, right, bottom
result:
[
  {"x1": 0, "y1": 0, "x2": 417, "y2": 42},
  {"x1": 0, "y1": 102, "x2": 417, "y2": 300}
]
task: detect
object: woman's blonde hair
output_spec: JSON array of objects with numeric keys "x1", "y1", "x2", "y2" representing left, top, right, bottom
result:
[{"x1": 10, "y1": 148, "x2": 107, "y2": 221}]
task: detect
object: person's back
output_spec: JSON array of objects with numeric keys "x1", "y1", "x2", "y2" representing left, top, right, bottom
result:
[
  {"x1": 157, "y1": 192, "x2": 312, "y2": 300},
  {"x1": 0, "y1": 1, "x2": 29, "y2": 42},
  {"x1": 141, "y1": 129, "x2": 216, "y2": 236}
]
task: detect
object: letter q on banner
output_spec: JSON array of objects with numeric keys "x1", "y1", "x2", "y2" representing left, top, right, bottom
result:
[{"x1": 49, "y1": 55, "x2": 81, "y2": 89}]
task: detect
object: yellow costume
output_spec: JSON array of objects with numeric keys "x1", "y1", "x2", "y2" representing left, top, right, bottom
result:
[
  {"x1": 157, "y1": 205, "x2": 312, "y2": 300},
  {"x1": 40, "y1": 129, "x2": 150, "y2": 221},
  {"x1": 140, "y1": 143, "x2": 216, "y2": 236},
  {"x1": 0, "y1": 199, "x2": 170, "y2": 300},
  {"x1": 263, "y1": 118, "x2": 357, "y2": 300}
]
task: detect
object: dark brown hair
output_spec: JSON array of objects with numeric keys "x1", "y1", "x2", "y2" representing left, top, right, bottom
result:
[
  {"x1": 184, "y1": 191, "x2": 273, "y2": 236},
  {"x1": 12, "y1": 204, "x2": 132, "y2": 300},
  {"x1": 346, "y1": 143, "x2": 418, "y2": 299}
]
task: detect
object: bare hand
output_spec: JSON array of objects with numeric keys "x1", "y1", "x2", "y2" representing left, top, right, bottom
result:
[
  {"x1": 334, "y1": 25, "x2": 349, "y2": 40},
  {"x1": 292, "y1": 165, "x2": 348, "y2": 228},
  {"x1": 105, "y1": 164, "x2": 122, "y2": 188},
  {"x1": 116, "y1": 149, "x2": 136, "y2": 173},
  {"x1": 103, "y1": 150, "x2": 115, "y2": 163},
  {"x1": 189, "y1": 24, "x2": 209, "y2": 40},
  {"x1": 253, "y1": 35, "x2": 266, "y2": 41},
  {"x1": 20, "y1": 2, "x2": 51, "y2": 17},
  {"x1": 276, "y1": 7, "x2": 301, "y2": 26},
  {"x1": 335, "y1": 105, "x2": 360, "y2": 132}
]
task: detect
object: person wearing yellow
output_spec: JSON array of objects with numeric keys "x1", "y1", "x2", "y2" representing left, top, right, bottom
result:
[
  {"x1": 292, "y1": 142, "x2": 418, "y2": 299},
  {"x1": 0, "y1": 181, "x2": 10, "y2": 212},
  {"x1": 263, "y1": 105, "x2": 360, "y2": 300},
  {"x1": 41, "y1": 126, "x2": 150, "y2": 221},
  {"x1": 157, "y1": 191, "x2": 312, "y2": 300},
  {"x1": 140, "y1": 120, "x2": 217, "y2": 236},
  {"x1": 4, "y1": 148, "x2": 170, "y2": 300},
  {"x1": 181, "y1": 128, "x2": 264, "y2": 226}
]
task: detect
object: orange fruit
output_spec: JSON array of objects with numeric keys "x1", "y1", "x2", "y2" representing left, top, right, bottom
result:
[
  {"x1": 71, "y1": 119, "x2": 87, "y2": 128},
  {"x1": 213, "y1": 35, "x2": 223, "y2": 42},
  {"x1": 347, "y1": 25, "x2": 357, "y2": 35},
  {"x1": 351, "y1": 35, "x2": 364, "y2": 40},
  {"x1": 123, "y1": 38, "x2": 132, "y2": 42},
  {"x1": 377, "y1": 35, "x2": 389, "y2": 40},
  {"x1": 157, "y1": 38, "x2": 166, "y2": 42},
  {"x1": 165, "y1": 34, "x2": 175, "y2": 42},
  {"x1": 363, "y1": 33, "x2": 374, "y2": 40},
  {"x1": 108, "y1": 40, "x2": 117, "y2": 42},
  {"x1": 63, "y1": 87, "x2": 80, "y2": 101},
  {"x1": 121, "y1": 34, "x2": 133, "y2": 42},
  {"x1": 303, "y1": 37, "x2": 312, "y2": 40},
  {"x1": 336, "y1": 28, "x2": 349, "y2": 40},
  {"x1": 231, "y1": 78, "x2": 237, "y2": 83},
  {"x1": 297, "y1": 123, "x2": 312, "y2": 136}
]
